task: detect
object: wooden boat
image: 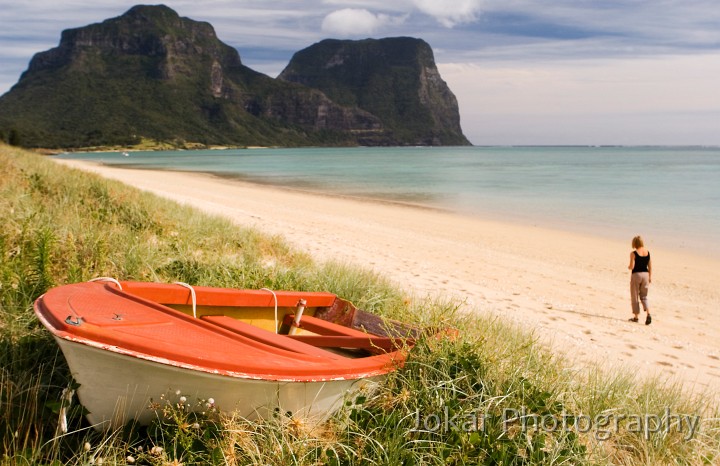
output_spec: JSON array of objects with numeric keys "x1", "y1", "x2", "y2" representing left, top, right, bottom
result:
[{"x1": 34, "y1": 279, "x2": 417, "y2": 430}]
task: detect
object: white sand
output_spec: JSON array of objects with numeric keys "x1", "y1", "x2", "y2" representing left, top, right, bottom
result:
[{"x1": 54, "y1": 158, "x2": 720, "y2": 395}]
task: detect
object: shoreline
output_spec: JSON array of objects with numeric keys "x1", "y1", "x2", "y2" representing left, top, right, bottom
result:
[
  {"x1": 108, "y1": 162, "x2": 720, "y2": 261},
  {"x1": 104, "y1": 161, "x2": 450, "y2": 214},
  {"x1": 52, "y1": 158, "x2": 720, "y2": 396},
  {"x1": 61, "y1": 152, "x2": 720, "y2": 261}
]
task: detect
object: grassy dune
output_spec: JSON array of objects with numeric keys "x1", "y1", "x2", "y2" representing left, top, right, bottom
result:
[{"x1": 1, "y1": 143, "x2": 718, "y2": 465}]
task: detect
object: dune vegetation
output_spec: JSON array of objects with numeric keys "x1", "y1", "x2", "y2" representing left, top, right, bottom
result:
[{"x1": 1, "y1": 143, "x2": 718, "y2": 465}]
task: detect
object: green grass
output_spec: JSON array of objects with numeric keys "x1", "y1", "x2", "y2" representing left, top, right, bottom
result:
[{"x1": 1, "y1": 143, "x2": 718, "y2": 465}]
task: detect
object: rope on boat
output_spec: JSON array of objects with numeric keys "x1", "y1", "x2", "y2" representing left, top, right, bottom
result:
[
  {"x1": 58, "y1": 386, "x2": 75, "y2": 434},
  {"x1": 260, "y1": 288, "x2": 279, "y2": 333},
  {"x1": 174, "y1": 282, "x2": 197, "y2": 319},
  {"x1": 88, "y1": 277, "x2": 123, "y2": 290},
  {"x1": 66, "y1": 277, "x2": 124, "y2": 326}
]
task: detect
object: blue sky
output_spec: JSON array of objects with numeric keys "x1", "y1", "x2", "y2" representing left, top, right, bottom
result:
[{"x1": 1, "y1": 0, "x2": 719, "y2": 145}]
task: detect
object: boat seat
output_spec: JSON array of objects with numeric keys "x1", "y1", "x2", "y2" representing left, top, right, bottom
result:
[
  {"x1": 282, "y1": 314, "x2": 406, "y2": 353},
  {"x1": 282, "y1": 314, "x2": 379, "y2": 337},
  {"x1": 201, "y1": 315, "x2": 345, "y2": 360},
  {"x1": 287, "y1": 335, "x2": 400, "y2": 353}
]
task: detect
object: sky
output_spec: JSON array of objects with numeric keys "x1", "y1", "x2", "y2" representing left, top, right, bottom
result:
[{"x1": 1, "y1": 0, "x2": 719, "y2": 146}]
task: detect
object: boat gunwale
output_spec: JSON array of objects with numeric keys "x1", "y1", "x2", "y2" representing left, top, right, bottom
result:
[{"x1": 34, "y1": 281, "x2": 410, "y2": 382}]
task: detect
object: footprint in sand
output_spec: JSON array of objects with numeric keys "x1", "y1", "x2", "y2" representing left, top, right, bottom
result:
[
  {"x1": 663, "y1": 353, "x2": 679, "y2": 360},
  {"x1": 627, "y1": 344, "x2": 639, "y2": 350},
  {"x1": 549, "y1": 316, "x2": 566, "y2": 321},
  {"x1": 583, "y1": 329, "x2": 592, "y2": 335},
  {"x1": 708, "y1": 355, "x2": 720, "y2": 361},
  {"x1": 656, "y1": 361, "x2": 674, "y2": 367}
]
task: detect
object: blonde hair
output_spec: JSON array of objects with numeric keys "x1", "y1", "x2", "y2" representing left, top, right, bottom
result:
[{"x1": 632, "y1": 235, "x2": 644, "y2": 249}]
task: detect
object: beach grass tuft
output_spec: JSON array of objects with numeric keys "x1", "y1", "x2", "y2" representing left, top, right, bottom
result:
[{"x1": 1, "y1": 143, "x2": 719, "y2": 465}]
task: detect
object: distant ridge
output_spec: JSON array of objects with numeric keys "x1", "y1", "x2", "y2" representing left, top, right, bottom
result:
[{"x1": 0, "y1": 5, "x2": 469, "y2": 149}]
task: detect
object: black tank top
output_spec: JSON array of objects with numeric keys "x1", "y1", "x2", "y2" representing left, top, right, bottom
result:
[{"x1": 632, "y1": 251, "x2": 650, "y2": 273}]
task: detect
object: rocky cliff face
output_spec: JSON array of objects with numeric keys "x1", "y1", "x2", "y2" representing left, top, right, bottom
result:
[
  {"x1": 26, "y1": 5, "x2": 238, "y2": 78},
  {"x1": 0, "y1": 5, "x2": 382, "y2": 148},
  {"x1": 279, "y1": 38, "x2": 469, "y2": 146},
  {"x1": 0, "y1": 5, "x2": 468, "y2": 148}
]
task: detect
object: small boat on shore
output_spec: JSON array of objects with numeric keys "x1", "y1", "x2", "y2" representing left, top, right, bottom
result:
[{"x1": 34, "y1": 279, "x2": 418, "y2": 430}]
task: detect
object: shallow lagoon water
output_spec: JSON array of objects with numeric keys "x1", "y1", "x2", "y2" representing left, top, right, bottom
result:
[{"x1": 58, "y1": 146, "x2": 720, "y2": 257}]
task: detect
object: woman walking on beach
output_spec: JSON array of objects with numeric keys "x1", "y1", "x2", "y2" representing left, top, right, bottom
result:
[{"x1": 628, "y1": 235, "x2": 652, "y2": 325}]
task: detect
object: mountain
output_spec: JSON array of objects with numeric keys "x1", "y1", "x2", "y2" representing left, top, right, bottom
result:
[
  {"x1": 279, "y1": 38, "x2": 470, "y2": 146},
  {"x1": 0, "y1": 5, "x2": 469, "y2": 149},
  {"x1": 0, "y1": 5, "x2": 379, "y2": 148}
]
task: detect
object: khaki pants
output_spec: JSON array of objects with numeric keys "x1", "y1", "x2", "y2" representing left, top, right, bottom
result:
[{"x1": 630, "y1": 272, "x2": 650, "y2": 315}]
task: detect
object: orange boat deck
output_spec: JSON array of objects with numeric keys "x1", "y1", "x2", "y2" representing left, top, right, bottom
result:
[{"x1": 34, "y1": 282, "x2": 408, "y2": 382}]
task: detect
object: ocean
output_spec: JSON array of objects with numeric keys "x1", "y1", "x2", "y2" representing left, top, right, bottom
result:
[{"x1": 57, "y1": 146, "x2": 720, "y2": 257}]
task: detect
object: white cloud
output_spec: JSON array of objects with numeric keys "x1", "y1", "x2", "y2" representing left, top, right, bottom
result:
[
  {"x1": 412, "y1": 0, "x2": 482, "y2": 27},
  {"x1": 321, "y1": 8, "x2": 401, "y2": 36}
]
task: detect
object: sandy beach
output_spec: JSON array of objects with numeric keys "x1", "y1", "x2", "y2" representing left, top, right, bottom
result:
[{"x1": 53, "y1": 158, "x2": 720, "y2": 396}]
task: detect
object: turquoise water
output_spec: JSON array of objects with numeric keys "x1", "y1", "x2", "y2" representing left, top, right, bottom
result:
[{"x1": 57, "y1": 146, "x2": 720, "y2": 257}]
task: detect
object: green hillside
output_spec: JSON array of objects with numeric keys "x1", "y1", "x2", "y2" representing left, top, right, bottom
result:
[
  {"x1": 0, "y1": 6, "x2": 470, "y2": 149},
  {"x1": 0, "y1": 6, "x2": 381, "y2": 149}
]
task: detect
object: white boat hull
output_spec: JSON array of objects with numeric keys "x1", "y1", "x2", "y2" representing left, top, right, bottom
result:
[{"x1": 56, "y1": 336, "x2": 379, "y2": 430}]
